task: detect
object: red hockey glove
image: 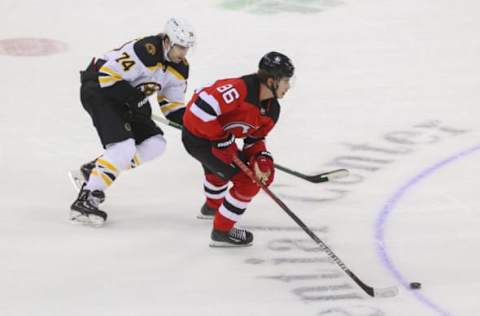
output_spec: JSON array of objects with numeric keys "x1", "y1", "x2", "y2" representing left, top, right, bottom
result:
[
  {"x1": 211, "y1": 133, "x2": 238, "y2": 164},
  {"x1": 250, "y1": 151, "x2": 274, "y2": 186}
]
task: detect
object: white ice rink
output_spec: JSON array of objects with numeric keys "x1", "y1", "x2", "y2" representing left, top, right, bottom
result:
[{"x1": 1, "y1": 0, "x2": 479, "y2": 315}]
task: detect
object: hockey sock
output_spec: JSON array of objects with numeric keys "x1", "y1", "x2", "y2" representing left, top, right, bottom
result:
[
  {"x1": 204, "y1": 173, "x2": 228, "y2": 209},
  {"x1": 85, "y1": 157, "x2": 120, "y2": 191},
  {"x1": 214, "y1": 189, "x2": 250, "y2": 232},
  {"x1": 133, "y1": 134, "x2": 166, "y2": 167},
  {"x1": 85, "y1": 139, "x2": 136, "y2": 191},
  {"x1": 128, "y1": 154, "x2": 141, "y2": 169}
]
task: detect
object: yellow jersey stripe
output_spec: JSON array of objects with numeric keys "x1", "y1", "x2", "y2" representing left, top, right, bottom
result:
[
  {"x1": 97, "y1": 159, "x2": 119, "y2": 173},
  {"x1": 147, "y1": 62, "x2": 164, "y2": 71},
  {"x1": 166, "y1": 66, "x2": 185, "y2": 81},
  {"x1": 98, "y1": 76, "x2": 121, "y2": 85},
  {"x1": 99, "y1": 66, "x2": 123, "y2": 80},
  {"x1": 100, "y1": 173, "x2": 113, "y2": 186},
  {"x1": 160, "y1": 102, "x2": 184, "y2": 114},
  {"x1": 133, "y1": 154, "x2": 141, "y2": 167}
]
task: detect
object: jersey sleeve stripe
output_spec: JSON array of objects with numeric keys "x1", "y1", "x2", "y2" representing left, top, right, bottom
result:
[
  {"x1": 98, "y1": 76, "x2": 120, "y2": 85},
  {"x1": 98, "y1": 66, "x2": 123, "y2": 87},
  {"x1": 166, "y1": 65, "x2": 185, "y2": 81},
  {"x1": 195, "y1": 96, "x2": 219, "y2": 117},
  {"x1": 160, "y1": 101, "x2": 184, "y2": 115},
  {"x1": 190, "y1": 103, "x2": 216, "y2": 122},
  {"x1": 199, "y1": 91, "x2": 221, "y2": 115},
  {"x1": 98, "y1": 66, "x2": 123, "y2": 80}
]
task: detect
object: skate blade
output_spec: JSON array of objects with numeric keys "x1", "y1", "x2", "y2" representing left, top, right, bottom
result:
[
  {"x1": 196, "y1": 214, "x2": 214, "y2": 220},
  {"x1": 209, "y1": 241, "x2": 252, "y2": 248},
  {"x1": 68, "y1": 170, "x2": 84, "y2": 192},
  {"x1": 69, "y1": 211, "x2": 105, "y2": 227}
]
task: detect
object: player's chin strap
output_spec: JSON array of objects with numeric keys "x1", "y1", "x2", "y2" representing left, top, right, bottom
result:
[
  {"x1": 162, "y1": 36, "x2": 173, "y2": 62},
  {"x1": 266, "y1": 79, "x2": 279, "y2": 99},
  {"x1": 164, "y1": 45, "x2": 172, "y2": 62}
]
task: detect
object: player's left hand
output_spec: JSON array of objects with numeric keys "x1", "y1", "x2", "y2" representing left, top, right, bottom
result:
[{"x1": 250, "y1": 151, "x2": 274, "y2": 186}]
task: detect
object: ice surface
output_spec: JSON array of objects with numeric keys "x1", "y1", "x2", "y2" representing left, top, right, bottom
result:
[{"x1": 1, "y1": 0, "x2": 479, "y2": 315}]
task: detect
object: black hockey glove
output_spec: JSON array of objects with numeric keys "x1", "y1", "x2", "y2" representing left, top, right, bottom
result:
[{"x1": 123, "y1": 90, "x2": 152, "y2": 122}]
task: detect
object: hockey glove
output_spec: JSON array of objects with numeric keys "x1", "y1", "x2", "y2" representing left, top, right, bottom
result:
[
  {"x1": 211, "y1": 133, "x2": 238, "y2": 165},
  {"x1": 250, "y1": 151, "x2": 274, "y2": 186},
  {"x1": 124, "y1": 90, "x2": 151, "y2": 121}
]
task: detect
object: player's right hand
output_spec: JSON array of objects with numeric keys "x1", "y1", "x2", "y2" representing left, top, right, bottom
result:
[
  {"x1": 211, "y1": 133, "x2": 238, "y2": 164},
  {"x1": 125, "y1": 90, "x2": 149, "y2": 111}
]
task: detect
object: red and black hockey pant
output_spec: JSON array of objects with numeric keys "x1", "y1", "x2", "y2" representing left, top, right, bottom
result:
[{"x1": 182, "y1": 128, "x2": 261, "y2": 232}]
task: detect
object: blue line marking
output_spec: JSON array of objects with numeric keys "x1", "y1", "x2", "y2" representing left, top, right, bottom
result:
[{"x1": 375, "y1": 144, "x2": 480, "y2": 316}]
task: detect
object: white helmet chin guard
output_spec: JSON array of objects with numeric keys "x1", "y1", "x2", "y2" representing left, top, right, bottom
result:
[{"x1": 164, "y1": 17, "x2": 196, "y2": 48}]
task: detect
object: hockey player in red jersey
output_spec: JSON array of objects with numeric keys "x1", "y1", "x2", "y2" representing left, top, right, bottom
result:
[
  {"x1": 182, "y1": 52, "x2": 295, "y2": 246},
  {"x1": 69, "y1": 18, "x2": 195, "y2": 226}
]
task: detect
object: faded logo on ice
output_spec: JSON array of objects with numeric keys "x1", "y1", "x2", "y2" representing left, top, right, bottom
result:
[
  {"x1": 0, "y1": 38, "x2": 67, "y2": 56},
  {"x1": 217, "y1": 0, "x2": 344, "y2": 14},
  {"x1": 244, "y1": 226, "x2": 386, "y2": 315}
]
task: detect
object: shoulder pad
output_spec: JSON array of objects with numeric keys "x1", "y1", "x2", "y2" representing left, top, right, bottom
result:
[
  {"x1": 133, "y1": 36, "x2": 164, "y2": 68},
  {"x1": 167, "y1": 58, "x2": 189, "y2": 80}
]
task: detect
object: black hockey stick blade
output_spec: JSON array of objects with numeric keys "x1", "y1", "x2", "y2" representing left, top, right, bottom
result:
[
  {"x1": 274, "y1": 164, "x2": 350, "y2": 183},
  {"x1": 346, "y1": 269, "x2": 399, "y2": 297},
  {"x1": 307, "y1": 168, "x2": 350, "y2": 183}
]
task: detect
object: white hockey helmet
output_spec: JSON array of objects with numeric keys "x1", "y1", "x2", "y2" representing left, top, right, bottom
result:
[{"x1": 164, "y1": 17, "x2": 196, "y2": 48}]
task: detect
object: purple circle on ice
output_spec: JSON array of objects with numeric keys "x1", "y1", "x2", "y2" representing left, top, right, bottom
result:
[{"x1": 375, "y1": 144, "x2": 480, "y2": 316}]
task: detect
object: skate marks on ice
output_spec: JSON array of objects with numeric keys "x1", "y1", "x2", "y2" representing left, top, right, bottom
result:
[
  {"x1": 243, "y1": 225, "x2": 388, "y2": 315},
  {"x1": 216, "y1": 0, "x2": 344, "y2": 15}
]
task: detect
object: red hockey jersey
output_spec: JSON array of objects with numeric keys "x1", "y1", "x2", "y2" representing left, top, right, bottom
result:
[{"x1": 183, "y1": 74, "x2": 280, "y2": 154}]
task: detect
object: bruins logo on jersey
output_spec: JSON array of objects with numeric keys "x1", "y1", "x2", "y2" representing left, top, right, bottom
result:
[
  {"x1": 137, "y1": 82, "x2": 161, "y2": 96},
  {"x1": 145, "y1": 43, "x2": 156, "y2": 55}
]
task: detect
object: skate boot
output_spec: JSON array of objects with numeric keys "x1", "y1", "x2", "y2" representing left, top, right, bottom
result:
[
  {"x1": 80, "y1": 158, "x2": 97, "y2": 182},
  {"x1": 69, "y1": 184, "x2": 107, "y2": 226},
  {"x1": 68, "y1": 158, "x2": 99, "y2": 192},
  {"x1": 210, "y1": 227, "x2": 253, "y2": 247},
  {"x1": 197, "y1": 202, "x2": 216, "y2": 219}
]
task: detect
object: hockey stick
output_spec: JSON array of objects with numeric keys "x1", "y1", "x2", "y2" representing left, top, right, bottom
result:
[
  {"x1": 273, "y1": 163, "x2": 349, "y2": 183},
  {"x1": 152, "y1": 113, "x2": 183, "y2": 130},
  {"x1": 151, "y1": 114, "x2": 349, "y2": 183},
  {"x1": 232, "y1": 155, "x2": 398, "y2": 298}
]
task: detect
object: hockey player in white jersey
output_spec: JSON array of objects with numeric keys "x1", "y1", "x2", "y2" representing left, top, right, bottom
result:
[{"x1": 70, "y1": 17, "x2": 195, "y2": 226}]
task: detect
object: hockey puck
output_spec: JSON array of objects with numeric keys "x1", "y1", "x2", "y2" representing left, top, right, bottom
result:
[{"x1": 409, "y1": 282, "x2": 421, "y2": 289}]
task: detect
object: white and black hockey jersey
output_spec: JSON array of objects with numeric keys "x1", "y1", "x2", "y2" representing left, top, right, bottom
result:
[{"x1": 92, "y1": 34, "x2": 189, "y2": 122}]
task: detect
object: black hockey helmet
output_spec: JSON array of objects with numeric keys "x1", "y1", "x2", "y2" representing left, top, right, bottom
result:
[{"x1": 258, "y1": 51, "x2": 295, "y2": 81}]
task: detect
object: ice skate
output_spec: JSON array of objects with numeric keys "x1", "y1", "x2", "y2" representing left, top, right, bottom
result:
[
  {"x1": 210, "y1": 227, "x2": 253, "y2": 247},
  {"x1": 197, "y1": 202, "x2": 216, "y2": 219},
  {"x1": 69, "y1": 184, "x2": 107, "y2": 227},
  {"x1": 68, "y1": 159, "x2": 97, "y2": 192}
]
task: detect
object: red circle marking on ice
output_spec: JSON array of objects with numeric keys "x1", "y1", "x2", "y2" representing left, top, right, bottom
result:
[{"x1": 0, "y1": 38, "x2": 68, "y2": 56}]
